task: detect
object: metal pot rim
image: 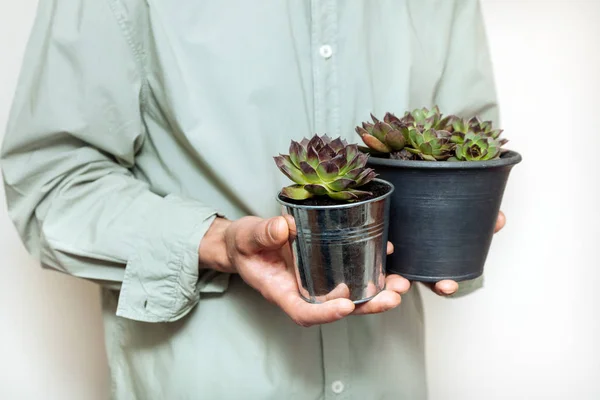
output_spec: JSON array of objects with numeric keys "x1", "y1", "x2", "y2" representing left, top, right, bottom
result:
[
  {"x1": 276, "y1": 178, "x2": 394, "y2": 210},
  {"x1": 366, "y1": 150, "x2": 522, "y2": 170}
]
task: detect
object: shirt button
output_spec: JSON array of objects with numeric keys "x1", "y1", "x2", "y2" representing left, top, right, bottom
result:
[
  {"x1": 331, "y1": 380, "x2": 344, "y2": 394},
  {"x1": 319, "y1": 44, "x2": 333, "y2": 59}
]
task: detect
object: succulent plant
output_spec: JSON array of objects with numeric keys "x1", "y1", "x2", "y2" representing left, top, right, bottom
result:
[
  {"x1": 399, "y1": 106, "x2": 457, "y2": 131},
  {"x1": 357, "y1": 106, "x2": 508, "y2": 162},
  {"x1": 355, "y1": 114, "x2": 405, "y2": 153},
  {"x1": 404, "y1": 127, "x2": 454, "y2": 161},
  {"x1": 450, "y1": 116, "x2": 504, "y2": 145},
  {"x1": 274, "y1": 134, "x2": 377, "y2": 201},
  {"x1": 451, "y1": 132, "x2": 502, "y2": 161}
]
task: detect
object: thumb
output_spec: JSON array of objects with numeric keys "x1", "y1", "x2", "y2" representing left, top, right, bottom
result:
[{"x1": 248, "y1": 216, "x2": 290, "y2": 252}]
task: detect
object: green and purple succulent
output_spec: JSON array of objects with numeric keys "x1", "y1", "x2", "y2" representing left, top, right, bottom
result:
[
  {"x1": 356, "y1": 106, "x2": 508, "y2": 162},
  {"x1": 274, "y1": 134, "x2": 377, "y2": 201}
]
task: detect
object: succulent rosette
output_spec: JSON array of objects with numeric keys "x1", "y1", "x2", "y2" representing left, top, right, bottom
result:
[
  {"x1": 274, "y1": 134, "x2": 377, "y2": 201},
  {"x1": 357, "y1": 106, "x2": 508, "y2": 161}
]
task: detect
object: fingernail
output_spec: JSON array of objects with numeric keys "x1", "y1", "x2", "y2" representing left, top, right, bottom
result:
[
  {"x1": 268, "y1": 218, "x2": 282, "y2": 240},
  {"x1": 441, "y1": 283, "x2": 457, "y2": 294},
  {"x1": 338, "y1": 300, "x2": 355, "y2": 315}
]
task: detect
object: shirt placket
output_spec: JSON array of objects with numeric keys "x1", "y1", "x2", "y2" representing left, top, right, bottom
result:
[{"x1": 311, "y1": 1, "x2": 350, "y2": 399}]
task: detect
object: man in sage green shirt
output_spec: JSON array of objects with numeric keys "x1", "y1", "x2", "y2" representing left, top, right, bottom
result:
[{"x1": 1, "y1": 0, "x2": 506, "y2": 399}]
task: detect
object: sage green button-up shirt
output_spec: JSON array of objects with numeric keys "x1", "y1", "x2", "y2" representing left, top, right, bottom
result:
[{"x1": 1, "y1": 1, "x2": 498, "y2": 398}]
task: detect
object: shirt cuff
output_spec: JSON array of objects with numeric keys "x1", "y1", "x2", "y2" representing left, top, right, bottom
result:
[{"x1": 116, "y1": 194, "x2": 230, "y2": 322}]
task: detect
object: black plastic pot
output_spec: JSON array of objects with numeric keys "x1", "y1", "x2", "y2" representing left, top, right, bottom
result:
[{"x1": 367, "y1": 151, "x2": 522, "y2": 282}]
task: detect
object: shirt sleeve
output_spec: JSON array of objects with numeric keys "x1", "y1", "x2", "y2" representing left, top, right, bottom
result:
[
  {"x1": 433, "y1": 0, "x2": 500, "y2": 297},
  {"x1": 0, "y1": 0, "x2": 221, "y2": 322}
]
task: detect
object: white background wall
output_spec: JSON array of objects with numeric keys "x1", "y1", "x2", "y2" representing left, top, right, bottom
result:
[{"x1": 0, "y1": 1, "x2": 598, "y2": 399}]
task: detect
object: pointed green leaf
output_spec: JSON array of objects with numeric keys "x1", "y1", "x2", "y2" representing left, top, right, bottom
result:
[
  {"x1": 371, "y1": 122, "x2": 388, "y2": 142},
  {"x1": 419, "y1": 142, "x2": 434, "y2": 155},
  {"x1": 344, "y1": 144, "x2": 359, "y2": 163},
  {"x1": 327, "y1": 178, "x2": 355, "y2": 191},
  {"x1": 327, "y1": 191, "x2": 358, "y2": 201},
  {"x1": 385, "y1": 130, "x2": 405, "y2": 150},
  {"x1": 360, "y1": 133, "x2": 391, "y2": 153},
  {"x1": 451, "y1": 133, "x2": 465, "y2": 144},
  {"x1": 420, "y1": 154, "x2": 436, "y2": 161},
  {"x1": 281, "y1": 185, "x2": 313, "y2": 200},
  {"x1": 342, "y1": 167, "x2": 363, "y2": 180}
]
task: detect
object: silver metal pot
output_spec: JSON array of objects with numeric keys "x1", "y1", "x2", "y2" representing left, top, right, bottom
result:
[{"x1": 277, "y1": 179, "x2": 394, "y2": 304}]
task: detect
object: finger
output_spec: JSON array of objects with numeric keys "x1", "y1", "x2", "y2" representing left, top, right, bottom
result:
[
  {"x1": 495, "y1": 211, "x2": 506, "y2": 233},
  {"x1": 352, "y1": 290, "x2": 401, "y2": 315},
  {"x1": 322, "y1": 283, "x2": 351, "y2": 301},
  {"x1": 283, "y1": 214, "x2": 297, "y2": 239},
  {"x1": 386, "y1": 241, "x2": 394, "y2": 255},
  {"x1": 238, "y1": 216, "x2": 290, "y2": 254},
  {"x1": 433, "y1": 280, "x2": 459, "y2": 296},
  {"x1": 279, "y1": 293, "x2": 355, "y2": 327},
  {"x1": 385, "y1": 274, "x2": 411, "y2": 295}
]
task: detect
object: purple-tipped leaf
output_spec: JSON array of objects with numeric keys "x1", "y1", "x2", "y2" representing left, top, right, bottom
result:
[
  {"x1": 307, "y1": 134, "x2": 324, "y2": 151},
  {"x1": 362, "y1": 122, "x2": 375, "y2": 133},
  {"x1": 328, "y1": 137, "x2": 346, "y2": 152},
  {"x1": 351, "y1": 153, "x2": 369, "y2": 169},
  {"x1": 355, "y1": 169, "x2": 377, "y2": 186},
  {"x1": 329, "y1": 189, "x2": 373, "y2": 201},
  {"x1": 317, "y1": 144, "x2": 336, "y2": 162},
  {"x1": 299, "y1": 161, "x2": 320, "y2": 183},
  {"x1": 327, "y1": 178, "x2": 355, "y2": 191},
  {"x1": 306, "y1": 146, "x2": 320, "y2": 168},
  {"x1": 304, "y1": 184, "x2": 328, "y2": 196},
  {"x1": 316, "y1": 160, "x2": 340, "y2": 182},
  {"x1": 384, "y1": 112, "x2": 402, "y2": 127},
  {"x1": 328, "y1": 154, "x2": 346, "y2": 170},
  {"x1": 289, "y1": 141, "x2": 306, "y2": 168},
  {"x1": 274, "y1": 155, "x2": 309, "y2": 184},
  {"x1": 321, "y1": 134, "x2": 332, "y2": 145}
]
